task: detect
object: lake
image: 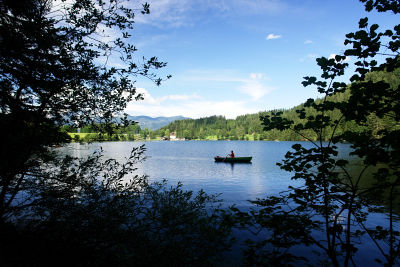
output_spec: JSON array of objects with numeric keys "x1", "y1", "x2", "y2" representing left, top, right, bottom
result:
[
  {"x1": 59, "y1": 140, "x2": 393, "y2": 266},
  {"x1": 61, "y1": 140, "x2": 322, "y2": 207}
]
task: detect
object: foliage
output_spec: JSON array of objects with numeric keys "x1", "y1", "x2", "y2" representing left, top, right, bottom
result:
[
  {"x1": 66, "y1": 122, "x2": 164, "y2": 141},
  {"x1": 0, "y1": 0, "x2": 169, "y2": 219},
  {"x1": 235, "y1": 1, "x2": 400, "y2": 266},
  {"x1": 158, "y1": 113, "x2": 298, "y2": 141},
  {"x1": 0, "y1": 146, "x2": 233, "y2": 266}
]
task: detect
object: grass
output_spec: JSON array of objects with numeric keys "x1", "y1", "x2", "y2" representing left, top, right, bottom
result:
[{"x1": 67, "y1": 133, "x2": 264, "y2": 142}]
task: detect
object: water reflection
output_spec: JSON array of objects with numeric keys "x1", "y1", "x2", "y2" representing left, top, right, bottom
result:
[{"x1": 214, "y1": 161, "x2": 253, "y2": 173}]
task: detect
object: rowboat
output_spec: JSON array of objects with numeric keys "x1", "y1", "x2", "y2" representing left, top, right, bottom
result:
[{"x1": 214, "y1": 156, "x2": 252, "y2": 163}]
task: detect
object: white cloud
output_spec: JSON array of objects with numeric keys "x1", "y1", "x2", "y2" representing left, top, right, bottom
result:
[
  {"x1": 206, "y1": 0, "x2": 288, "y2": 15},
  {"x1": 125, "y1": 97, "x2": 258, "y2": 119},
  {"x1": 135, "y1": 34, "x2": 170, "y2": 49},
  {"x1": 166, "y1": 94, "x2": 200, "y2": 101},
  {"x1": 125, "y1": 81, "x2": 265, "y2": 119},
  {"x1": 135, "y1": 88, "x2": 158, "y2": 104},
  {"x1": 238, "y1": 82, "x2": 271, "y2": 101},
  {"x1": 134, "y1": 0, "x2": 288, "y2": 28},
  {"x1": 304, "y1": 40, "x2": 313, "y2": 44},
  {"x1": 124, "y1": 68, "x2": 276, "y2": 118},
  {"x1": 126, "y1": 70, "x2": 274, "y2": 118},
  {"x1": 238, "y1": 73, "x2": 272, "y2": 100},
  {"x1": 135, "y1": 88, "x2": 200, "y2": 104},
  {"x1": 157, "y1": 93, "x2": 201, "y2": 102},
  {"x1": 135, "y1": 0, "x2": 191, "y2": 27},
  {"x1": 183, "y1": 70, "x2": 273, "y2": 101},
  {"x1": 266, "y1": 33, "x2": 282, "y2": 40}
]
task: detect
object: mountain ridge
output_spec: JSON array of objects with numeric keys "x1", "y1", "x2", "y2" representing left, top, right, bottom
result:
[{"x1": 126, "y1": 115, "x2": 189, "y2": 130}]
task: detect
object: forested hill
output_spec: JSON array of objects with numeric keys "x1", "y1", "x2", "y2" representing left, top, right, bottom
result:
[
  {"x1": 158, "y1": 113, "x2": 271, "y2": 140},
  {"x1": 126, "y1": 115, "x2": 189, "y2": 130},
  {"x1": 158, "y1": 69, "x2": 399, "y2": 141},
  {"x1": 157, "y1": 109, "x2": 313, "y2": 141}
]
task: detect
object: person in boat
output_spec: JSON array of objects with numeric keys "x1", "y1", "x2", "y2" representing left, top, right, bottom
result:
[{"x1": 228, "y1": 150, "x2": 235, "y2": 158}]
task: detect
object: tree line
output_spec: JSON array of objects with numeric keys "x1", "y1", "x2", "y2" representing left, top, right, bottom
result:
[{"x1": 62, "y1": 123, "x2": 159, "y2": 142}]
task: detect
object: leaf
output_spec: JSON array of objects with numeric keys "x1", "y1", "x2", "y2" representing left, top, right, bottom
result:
[{"x1": 359, "y1": 17, "x2": 369, "y2": 28}]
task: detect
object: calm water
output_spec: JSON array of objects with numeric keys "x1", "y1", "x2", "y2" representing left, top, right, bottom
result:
[
  {"x1": 60, "y1": 140, "x2": 395, "y2": 265},
  {"x1": 62, "y1": 140, "x2": 323, "y2": 207}
]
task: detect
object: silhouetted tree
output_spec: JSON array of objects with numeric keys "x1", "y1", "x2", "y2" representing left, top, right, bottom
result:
[
  {"x1": 0, "y1": 1, "x2": 232, "y2": 266},
  {"x1": 235, "y1": 0, "x2": 400, "y2": 266},
  {"x1": 0, "y1": 0, "x2": 170, "y2": 220}
]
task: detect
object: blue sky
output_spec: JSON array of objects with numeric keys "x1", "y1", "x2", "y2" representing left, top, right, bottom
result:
[{"x1": 120, "y1": 0, "x2": 398, "y2": 119}]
